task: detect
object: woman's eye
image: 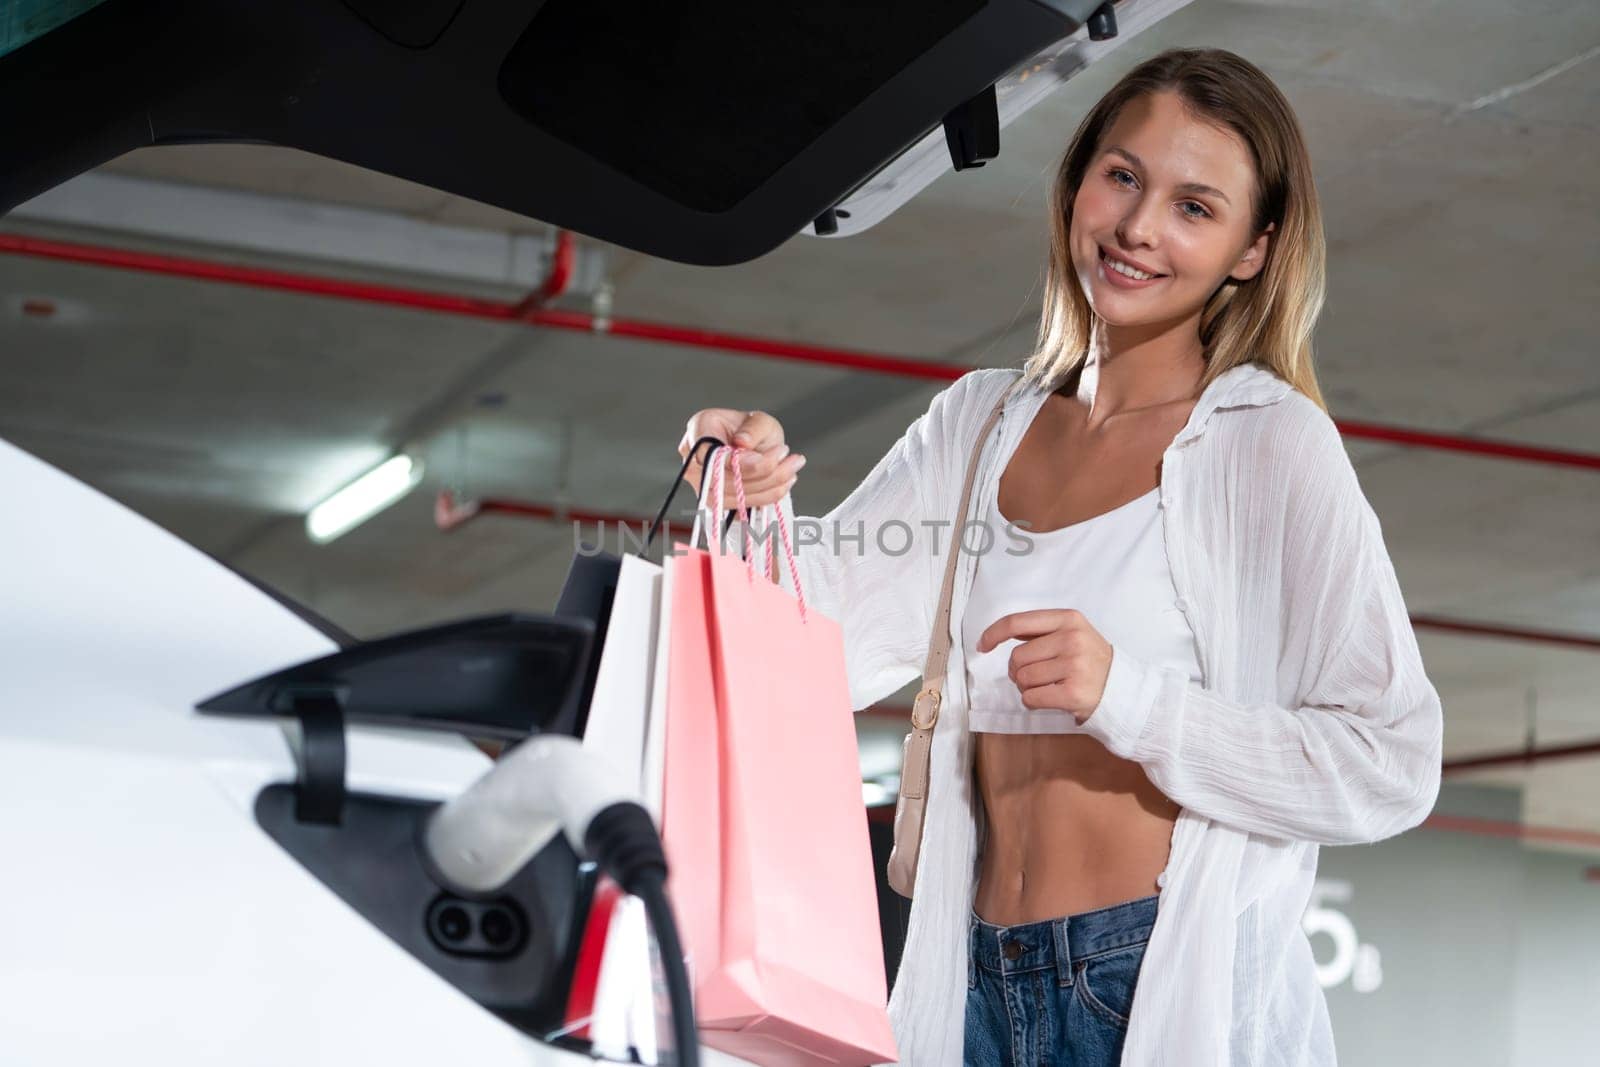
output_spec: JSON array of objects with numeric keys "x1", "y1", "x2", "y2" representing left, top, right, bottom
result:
[{"x1": 1113, "y1": 167, "x2": 1209, "y2": 220}]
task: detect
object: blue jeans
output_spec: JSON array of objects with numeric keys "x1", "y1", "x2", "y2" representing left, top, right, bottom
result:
[{"x1": 964, "y1": 893, "x2": 1159, "y2": 1066}]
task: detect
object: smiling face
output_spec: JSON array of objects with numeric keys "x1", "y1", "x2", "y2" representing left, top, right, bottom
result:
[{"x1": 1069, "y1": 89, "x2": 1272, "y2": 331}]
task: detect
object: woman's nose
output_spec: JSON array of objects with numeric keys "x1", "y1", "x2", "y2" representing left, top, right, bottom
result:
[{"x1": 1117, "y1": 195, "x2": 1162, "y2": 248}]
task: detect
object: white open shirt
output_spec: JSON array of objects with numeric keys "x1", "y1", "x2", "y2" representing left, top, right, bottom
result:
[{"x1": 731, "y1": 362, "x2": 1444, "y2": 1065}]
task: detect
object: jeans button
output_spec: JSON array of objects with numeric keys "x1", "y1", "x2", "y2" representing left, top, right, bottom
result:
[{"x1": 1003, "y1": 940, "x2": 1022, "y2": 961}]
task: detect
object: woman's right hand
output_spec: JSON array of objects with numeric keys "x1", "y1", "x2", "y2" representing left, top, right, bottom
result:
[{"x1": 677, "y1": 407, "x2": 807, "y2": 511}]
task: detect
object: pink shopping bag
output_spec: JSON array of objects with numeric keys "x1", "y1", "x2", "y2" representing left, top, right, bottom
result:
[
  {"x1": 659, "y1": 445, "x2": 897, "y2": 1066},
  {"x1": 660, "y1": 542, "x2": 723, "y2": 995}
]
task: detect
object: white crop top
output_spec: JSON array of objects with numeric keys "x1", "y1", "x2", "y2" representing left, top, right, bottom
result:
[{"x1": 964, "y1": 486, "x2": 1203, "y2": 734}]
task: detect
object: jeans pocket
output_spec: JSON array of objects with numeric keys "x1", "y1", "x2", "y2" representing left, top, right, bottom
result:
[{"x1": 1074, "y1": 943, "x2": 1148, "y2": 1030}]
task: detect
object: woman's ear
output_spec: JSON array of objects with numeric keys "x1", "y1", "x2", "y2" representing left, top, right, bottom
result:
[{"x1": 1230, "y1": 221, "x2": 1275, "y2": 283}]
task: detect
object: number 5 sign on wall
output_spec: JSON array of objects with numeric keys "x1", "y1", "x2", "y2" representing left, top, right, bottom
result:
[{"x1": 1304, "y1": 879, "x2": 1384, "y2": 993}]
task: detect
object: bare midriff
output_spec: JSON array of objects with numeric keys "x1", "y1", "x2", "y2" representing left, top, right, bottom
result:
[
  {"x1": 970, "y1": 365, "x2": 1192, "y2": 926},
  {"x1": 971, "y1": 733, "x2": 1179, "y2": 925}
]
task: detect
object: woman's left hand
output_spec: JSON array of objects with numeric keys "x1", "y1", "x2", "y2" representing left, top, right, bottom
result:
[{"x1": 975, "y1": 609, "x2": 1114, "y2": 724}]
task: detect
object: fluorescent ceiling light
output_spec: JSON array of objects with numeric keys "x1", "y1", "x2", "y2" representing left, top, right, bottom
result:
[{"x1": 306, "y1": 454, "x2": 424, "y2": 544}]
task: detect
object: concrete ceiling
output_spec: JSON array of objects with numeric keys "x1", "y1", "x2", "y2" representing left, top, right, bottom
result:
[{"x1": 2, "y1": 1, "x2": 1597, "y2": 847}]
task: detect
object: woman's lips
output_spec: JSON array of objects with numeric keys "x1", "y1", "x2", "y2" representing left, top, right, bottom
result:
[{"x1": 1097, "y1": 247, "x2": 1166, "y2": 289}]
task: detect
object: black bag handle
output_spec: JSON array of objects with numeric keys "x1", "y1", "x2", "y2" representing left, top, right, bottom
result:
[{"x1": 639, "y1": 435, "x2": 742, "y2": 559}]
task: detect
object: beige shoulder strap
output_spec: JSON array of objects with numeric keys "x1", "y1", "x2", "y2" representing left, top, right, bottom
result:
[
  {"x1": 908, "y1": 374, "x2": 1026, "y2": 733},
  {"x1": 887, "y1": 374, "x2": 1028, "y2": 896}
]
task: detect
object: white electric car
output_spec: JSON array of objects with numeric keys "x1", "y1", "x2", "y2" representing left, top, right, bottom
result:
[{"x1": 0, "y1": 1, "x2": 1189, "y2": 1062}]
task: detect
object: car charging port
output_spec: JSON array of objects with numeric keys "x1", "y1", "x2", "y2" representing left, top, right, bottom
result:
[{"x1": 426, "y1": 895, "x2": 528, "y2": 959}]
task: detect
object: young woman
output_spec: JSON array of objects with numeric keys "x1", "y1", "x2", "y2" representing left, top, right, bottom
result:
[{"x1": 679, "y1": 48, "x2": 1443, "y2": 1066}]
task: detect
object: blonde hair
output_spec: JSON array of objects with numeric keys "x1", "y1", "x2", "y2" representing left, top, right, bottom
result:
[{"x1": 1020, "y1": 47, "x2": 1328, "y2": 412}]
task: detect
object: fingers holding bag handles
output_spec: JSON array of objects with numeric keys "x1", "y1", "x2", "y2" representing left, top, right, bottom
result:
[
  {"x1": 687, "y1": 439, "x2": 763, "y2": 569},
  {"x1": 691, "y1": 442, "x2": 809, "y2": 621},
  {"x1": 676, "y1": 408, "x2": 806, "y2": 508}
]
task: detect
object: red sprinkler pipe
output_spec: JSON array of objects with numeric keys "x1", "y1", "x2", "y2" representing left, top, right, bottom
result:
[
  {"x1": 1407, "y1": 614, "x2": 1600, "y2": 653},
  {"x1": 511, "y1": 229, "x2": 575, "y2": 319},
  {"x1": 1442, "y1": 738, "x2": 1600, "y2": 775},
  {"x1": 1417, "y1": 814, "x2": 1600, "y2": 851},
  {"x1": 1336, "y1": 418, "x2": 1600, "y2": 473},
  {"x1": 0, "y1": 234, "x2": 962, "y2": 380},
  {"x1": 6, "y1": 232, "x2": 1600, "y2": 467}
]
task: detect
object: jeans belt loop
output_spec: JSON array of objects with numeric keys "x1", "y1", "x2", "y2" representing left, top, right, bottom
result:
[{"x1": 1053, "y1": 918, "x2": 1074, "y2": 987}]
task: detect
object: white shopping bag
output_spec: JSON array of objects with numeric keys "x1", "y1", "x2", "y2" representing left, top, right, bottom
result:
[
  {"x1": 569, "y1": 550, "x2": 675, "y2": 1063},
  {"x1": 581, "y1": 552, "x2": 665, "y2": 788},
  {"x1": 618, "y1": 544, "x2": 678, "y2": 1063},
  {"x1": 640, "y1": 541, "x2": 675, "y2": 825}
]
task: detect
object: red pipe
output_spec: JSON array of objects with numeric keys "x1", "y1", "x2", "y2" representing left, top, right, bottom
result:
[
  {"x1": 1407, "y1": 614, "x2": 1600, "y2": 653},
  {"x1": 1337, "y1": 419, "x2": 1600, "y2": 473},
  {"x1": 1442, "y1": 738, "x2": 1600, "y2": 775},
  {"x1": 1417, "y1": 813, "x2": 1600, "y2": 851},
  {"x1": 6, "y1": 232, "x2": 1600, "y2": 468},
  {"x1": 0, "y1": 234, "x2": 962, "y2": 380},
  {"x1": 511, "y1": 229, "x2": 575, "y2": 320}
]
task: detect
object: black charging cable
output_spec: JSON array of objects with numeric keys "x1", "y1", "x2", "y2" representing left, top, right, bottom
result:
[{"x1": 584, "y1": 802, "x2": 699, "y2": 1067}]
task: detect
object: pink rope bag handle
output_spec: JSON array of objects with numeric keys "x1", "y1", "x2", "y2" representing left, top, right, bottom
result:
[{"x1": 706, "y1": 443, "x2": 809, "y2": 624}]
